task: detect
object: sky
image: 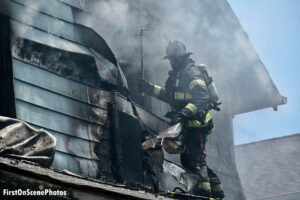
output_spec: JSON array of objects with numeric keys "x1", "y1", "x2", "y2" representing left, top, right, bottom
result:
[{"x1": 228, "y1": 0, "x2": 300, "y2": 145}]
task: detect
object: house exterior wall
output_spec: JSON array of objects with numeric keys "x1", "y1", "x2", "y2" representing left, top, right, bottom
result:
[{"x1": 0, "y1": 0, "x2": 116, "y2": 179}]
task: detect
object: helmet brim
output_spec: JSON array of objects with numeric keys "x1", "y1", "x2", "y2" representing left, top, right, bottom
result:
[{"x1": 162, "y1": 52, "x2": 192, "y2": 60}]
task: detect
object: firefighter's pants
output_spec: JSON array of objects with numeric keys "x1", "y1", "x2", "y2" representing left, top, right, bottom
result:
[{"x1": 180, "y1": 127, "x2": 224, "y2": 198}]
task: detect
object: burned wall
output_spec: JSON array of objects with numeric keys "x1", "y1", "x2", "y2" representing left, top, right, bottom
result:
[
  {"x1": 0, "y1": 0, "x2": 123, "y2": 181},
  {"x1": 11, "y1": 38, "x2": 114, "y2": 179}
]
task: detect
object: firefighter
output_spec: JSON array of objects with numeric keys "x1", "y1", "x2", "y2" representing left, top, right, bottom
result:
[{"x1": 139, "y1": 41, "x2": 225, "y2": 198}]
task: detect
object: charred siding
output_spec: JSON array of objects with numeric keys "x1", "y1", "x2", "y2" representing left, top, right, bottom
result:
[
  {"x1": 0, "y1": 0, "x2": 117, "y2": 180},
  {"x1": 12, "y1": 47, "x2": 114, "y2": 178}
]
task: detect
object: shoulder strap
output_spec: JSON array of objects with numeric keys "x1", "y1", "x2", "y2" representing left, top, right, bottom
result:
[
  {"x1": 196, "y1": 64, "x2": 213, "y2": 84},
  {"x1": 196, "y1": 64, "x2": 206, "y2": 73}
]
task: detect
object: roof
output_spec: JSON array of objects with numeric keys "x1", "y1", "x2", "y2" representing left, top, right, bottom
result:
[
  {"x1": 0, "y1": 157, "x2": 169, "y2": 200},
  {"x1": 235, "y1": 133, "x2": 300, "y2": 200},
  {"x1": 225, "y1": 1, "x2": 287, "y2": 114}
]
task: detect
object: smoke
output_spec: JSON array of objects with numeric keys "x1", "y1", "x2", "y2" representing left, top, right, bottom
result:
[
  {"x1": 93, "y1": 0, "x2": 133, "y2": 29},
  {"x1": 75, "y1": 1, "x2": 284, "y2": 198},
  {"x1": 77, "y1": 0, "x2": 281, "y2": 118}
]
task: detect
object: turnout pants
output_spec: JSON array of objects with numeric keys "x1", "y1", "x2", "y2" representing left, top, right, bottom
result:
[{"x1": 180, "y1": 127, "x2": 224, "y2": 198}]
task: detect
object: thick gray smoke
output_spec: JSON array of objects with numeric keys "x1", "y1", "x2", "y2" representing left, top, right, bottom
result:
[
  {"x1": 78, "y1": 0, "x2": 282, "y2": 118},
  {"x1": 77, "y1": 3, "x2": 259, "y2": 198}
]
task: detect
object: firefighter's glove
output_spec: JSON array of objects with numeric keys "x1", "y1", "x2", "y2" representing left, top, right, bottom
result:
[
  {"x1": 213, "y1": 102, "x2": 222, "y2": 111},
  {"x1": 138, "y1": 79, "x2": 154, "y2": 94},
  {"x1": 170, "y1": 113, "x2": 184, "y2": 125},
  {"x1": 196, "y1": 110, "x2": 206, "y2": 121},
  {"x1": 170, "y1": 108, "x2": 193, "y2": 125}
]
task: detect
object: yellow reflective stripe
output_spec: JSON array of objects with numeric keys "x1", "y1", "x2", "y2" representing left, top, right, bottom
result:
[
  {"x1": 153, "y1": 85, "x2": 161, "y2": 96},
  {"x1": 185, "y1": 112, "x2": 213, "y2": 128},
  {"x1": 204, "y1": 112, "x2": 212, "y2": 123},
  {"x1": 174, "y1": 92, "x2": 184, "y2": 100},
  {"x1": 174, "y1": 92, "x2": 192, "y2": 100},
  {"x1": 185, "y1": 93, "x2": 192, "y2": 99},
  {"x1": 186, "y1": 120, "x2": 202, "y2": 128},
  {"x1": 197, "y1": 181, "x2": 211, "y2": 192},
  {"x1": 188, "y1": 79, "x2": 206, "y2": 90},
  {"x1": 185, "y1": 103, "x2": 197, "y2": 114}
]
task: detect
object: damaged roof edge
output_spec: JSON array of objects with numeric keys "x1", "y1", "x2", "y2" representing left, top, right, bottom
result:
[
  {"x1": 233, "y1": 94, "x2": 287, "y2": 115},
  {"x1": 235, "y1": 132, "x2": 300, "y2": 147},
  {"x1": 0, "y1": 157, "x2": 168, "y2": 200},
  {"x1": 225, "y1": 0, "x2": 287, "y2": 114}
]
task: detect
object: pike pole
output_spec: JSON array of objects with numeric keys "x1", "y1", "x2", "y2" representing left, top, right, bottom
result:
[
  {"x1": 136, "y1": 27, "x2": 150, "y2": 184},
  {"x1": 138, "y1": 28, "x2": 146, "y2": 97},
  {"x1": 137, "y1": 28, "x2": 151, "y2": 99}
]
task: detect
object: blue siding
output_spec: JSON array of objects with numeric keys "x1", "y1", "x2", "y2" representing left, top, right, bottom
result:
[{"x1": 13, "y1": 0, "x2": 74, "y2": 23}]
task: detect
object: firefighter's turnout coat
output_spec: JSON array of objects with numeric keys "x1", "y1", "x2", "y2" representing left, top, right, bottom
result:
[{"x1": 146, "y1": 58, "x2": 223, "y2": 196}]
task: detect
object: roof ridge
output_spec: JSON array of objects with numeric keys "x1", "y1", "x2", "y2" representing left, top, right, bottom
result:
[{"x1": 235, "y1": 132, "x2": 300, "y2": 146}]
